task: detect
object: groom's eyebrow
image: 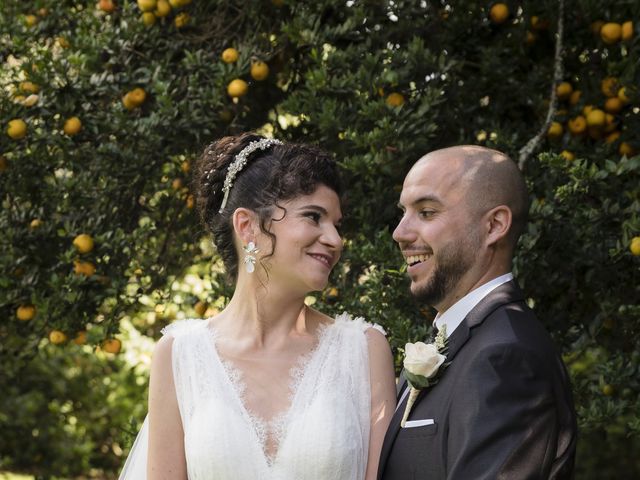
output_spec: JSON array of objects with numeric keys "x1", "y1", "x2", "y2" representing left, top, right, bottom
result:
[{"x1": 397, "y1": 195, "x2": 442, "y2": 211}]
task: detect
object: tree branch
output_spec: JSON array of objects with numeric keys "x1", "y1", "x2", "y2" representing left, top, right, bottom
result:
[{"x1": 518, "y1": 0, "x2": 565, "y2": 170}]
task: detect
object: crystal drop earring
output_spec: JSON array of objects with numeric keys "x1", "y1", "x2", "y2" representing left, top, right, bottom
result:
[{"x1": 243, "y1": 241, "x2": 259, "y2": 273}]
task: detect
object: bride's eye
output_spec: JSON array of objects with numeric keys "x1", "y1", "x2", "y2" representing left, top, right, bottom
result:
[{"x1": 304, "y1": 211, "x2": 321, "y2": 223}]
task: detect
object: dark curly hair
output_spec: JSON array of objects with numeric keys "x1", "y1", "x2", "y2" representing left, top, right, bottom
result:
[{"x1": 193, "y1": 132, "x2": 342, "y2": 282}]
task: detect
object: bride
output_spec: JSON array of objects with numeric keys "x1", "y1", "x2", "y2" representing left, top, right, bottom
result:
[{"x1": 119, "y1": 133, "x2": 396, "y2": 479}]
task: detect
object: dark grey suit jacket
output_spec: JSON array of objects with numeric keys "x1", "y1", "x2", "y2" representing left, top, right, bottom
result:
[{"x1": 378, "y1": 280, "x2": 577, "y2": 479}]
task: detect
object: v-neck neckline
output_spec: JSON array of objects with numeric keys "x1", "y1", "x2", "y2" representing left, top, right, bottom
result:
[{"x1": 203, "y1": 320, "x2": 333, "y2": 469}]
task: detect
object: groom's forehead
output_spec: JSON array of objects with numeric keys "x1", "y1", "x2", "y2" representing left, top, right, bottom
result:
[{"x1": 404, "y1": 157, "x2": 466, "y2": 196}]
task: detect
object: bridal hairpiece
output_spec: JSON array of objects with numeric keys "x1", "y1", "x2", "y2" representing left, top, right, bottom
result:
[{"x1": 218, "y1": 138, "x2": 282, "y2": 213}]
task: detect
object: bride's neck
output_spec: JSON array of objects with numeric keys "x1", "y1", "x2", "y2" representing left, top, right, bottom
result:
[{"x1": 216, "y1": 278, "x2": 310, "y2": 348}]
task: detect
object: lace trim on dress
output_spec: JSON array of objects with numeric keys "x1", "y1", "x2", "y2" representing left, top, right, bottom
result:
[{"x1": 206, "y1": 321, "x2": 332, "y2": 466}]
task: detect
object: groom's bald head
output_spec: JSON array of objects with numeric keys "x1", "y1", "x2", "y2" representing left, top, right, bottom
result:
[{"x1": 414, "y1": 145, "x2": 529, "y2": 250}]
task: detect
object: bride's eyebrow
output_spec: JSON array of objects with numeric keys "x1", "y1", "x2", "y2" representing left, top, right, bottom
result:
[
  {"x1": 298, "y1": 204, "x2": 342, "y2": 223},
  {"x1": 297, "y1": 204, "x2": 327, "y2": 213}
]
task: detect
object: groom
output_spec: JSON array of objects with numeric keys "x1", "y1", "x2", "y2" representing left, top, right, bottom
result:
[{"x1": 378, "y1": 146, "x2": 577, "y2": 479}]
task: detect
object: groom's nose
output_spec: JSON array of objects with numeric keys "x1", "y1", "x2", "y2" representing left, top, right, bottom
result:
[{"x1": 392, "y1": 214, "x2": 416, "y2": 245}]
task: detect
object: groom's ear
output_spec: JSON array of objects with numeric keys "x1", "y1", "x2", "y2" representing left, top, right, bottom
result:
[{"x1": 483, "y1": 205, "x2": 512, "y2": 247}]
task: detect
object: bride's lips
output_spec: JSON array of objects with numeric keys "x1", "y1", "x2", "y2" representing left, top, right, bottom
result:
[{"x1": 308, "y1": 253, "x2": 334, "y2": 269}]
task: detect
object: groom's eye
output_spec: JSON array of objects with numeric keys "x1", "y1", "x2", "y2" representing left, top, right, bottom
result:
[{"x1": 419, "y1": 210, "x2": 436, "y2": 218}]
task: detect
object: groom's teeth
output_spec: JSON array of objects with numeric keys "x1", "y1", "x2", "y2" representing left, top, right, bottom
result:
[{"x1": 406, "y1": 254, "x2": 430, "y2": 265}]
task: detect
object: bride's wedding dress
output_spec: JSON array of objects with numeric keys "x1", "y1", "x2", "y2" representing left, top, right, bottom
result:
[{"x1": 119, "y1": 313, "x2": 379, "y2": 479}]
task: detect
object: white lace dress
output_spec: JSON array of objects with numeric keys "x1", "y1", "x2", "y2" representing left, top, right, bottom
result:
[{"x1": 119, "y1": 313, "x2": 378, "y2": 480}]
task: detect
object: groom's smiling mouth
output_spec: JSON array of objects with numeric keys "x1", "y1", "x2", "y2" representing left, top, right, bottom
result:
[{"x1": 405, "y1": 254, "x2": 432, "y2": 267}]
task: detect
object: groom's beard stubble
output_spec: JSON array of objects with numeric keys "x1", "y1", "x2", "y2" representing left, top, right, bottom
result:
[{"x1": 411, "y1": 235, "x2": 480, "y2": 307}]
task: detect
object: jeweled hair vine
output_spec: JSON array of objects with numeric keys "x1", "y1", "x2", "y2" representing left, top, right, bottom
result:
[{"x1": 215, "y1": 138, "x2": 282, "y2": 213}]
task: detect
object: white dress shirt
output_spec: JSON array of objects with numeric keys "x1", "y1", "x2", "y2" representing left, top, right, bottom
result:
[{"x1": 434, "y1": 272, "x2": 514, "y2": 338}]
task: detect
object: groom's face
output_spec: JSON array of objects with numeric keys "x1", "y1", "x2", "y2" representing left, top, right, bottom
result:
[{"x1": 393, "y1": 155, "x2": 482, "y2": 310}]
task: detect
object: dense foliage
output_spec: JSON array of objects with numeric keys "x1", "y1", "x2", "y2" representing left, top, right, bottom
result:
[{"x1": 1, "y1": 0, "x2": 638, "y2": 478}]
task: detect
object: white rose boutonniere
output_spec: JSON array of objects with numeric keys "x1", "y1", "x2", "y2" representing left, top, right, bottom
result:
[{"x1": 401, "y1": 326, "x2": 448, "y2": 427}]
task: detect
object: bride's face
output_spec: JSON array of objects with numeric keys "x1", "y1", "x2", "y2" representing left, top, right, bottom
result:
[{"x1": 258, "y1": 184, "x2": 343, "y2": 294}]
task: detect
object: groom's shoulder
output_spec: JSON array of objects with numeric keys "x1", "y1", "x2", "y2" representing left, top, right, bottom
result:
[{"x1": 471, "y1": 294, "x2": 560, "y2": 361}]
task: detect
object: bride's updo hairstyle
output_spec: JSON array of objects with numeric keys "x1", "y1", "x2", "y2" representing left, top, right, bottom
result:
[{"x1": 193, "y1": 132, "x2": 341, "y2": 281}]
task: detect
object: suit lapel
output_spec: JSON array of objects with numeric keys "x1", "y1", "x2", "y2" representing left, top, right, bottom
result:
[{"x1": 377, "y1": 280, "x2": 526, "y2": 479}]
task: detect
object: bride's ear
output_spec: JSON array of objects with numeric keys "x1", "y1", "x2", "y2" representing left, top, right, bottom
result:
[{"x1": 232, "y1": 208, "x2": 258, "y2": 245}]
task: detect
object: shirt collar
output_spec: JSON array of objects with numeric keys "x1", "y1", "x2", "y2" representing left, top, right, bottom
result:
[{"x1": 434, "y1": 272, "x2": 514, "y2": 338}]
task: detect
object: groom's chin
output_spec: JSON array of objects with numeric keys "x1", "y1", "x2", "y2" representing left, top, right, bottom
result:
[{"x1": 410, "y1": 282, "x2": 443, "y2": 307}]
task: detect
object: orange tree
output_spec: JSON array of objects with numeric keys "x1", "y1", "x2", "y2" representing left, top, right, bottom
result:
[{"x1": 1, "y1": 0, "x2": 639, "y2": 478}]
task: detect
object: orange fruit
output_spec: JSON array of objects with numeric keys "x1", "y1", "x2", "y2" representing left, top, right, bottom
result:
[
  {"x1": 386, "y1": 92, "x2": 405, "y2": 107},
  {"x1": 73, "y1": 331, "x2": 88, "y2": 345},
  {"x1": 222, "y1": 48, "x2": 239, "y2": 64},
  {"x1": 582, "y1": 104, "x2": 595, "y2": 116},
  {"x1": 122, "y1": 87, "x2": 146, "y2": 110},
  {"x1": 63, "y1": 116, "x2": 82, "y2": 136},
  {"x1": 180, "y1": 160, "x2": 190, "y2": 173},
  {"x1": 25, "y1": 14, "x2": 38, "y2": 27},
  {"x1": 49, "y1": 330, "x2": 67, "y2": 344},
  {"x1": 154, "y1": 0, "x2": 171, "y2": 16},
  {"x1": 186, "y1": 194, "x2": 195, "y2": 209},
  {"x1": 171, "y1": 178, "x2": 183, "y2": 190},
  {"x1": 250, "y1": 61, "x2": 270, "y2": 81},
  {"x1": 20, "y1": 81, "x2": 39, "y2": 94},
  {"x1": 174, "y1": 12, "x2": 189, "y2": 28},
  {"x1": 73, "y1": 233, "x2": 94, "y2": 254},
  {"x1": 7, "y1": 119, "x2": 27, "y2": 140},
  {"x1": 489, "y1": 3, "x2": 509, "y2": 24},
  {"x1": 618, "y1": 87, "x2": 630, "y2": 104},
  {"x1": 630, "y1": 236, "x2": 640, "y2": 255},
  {"x1": 74, "y1": 260, "x2": 96, "y2": 277},
  {"x1": 194, "y1": 301, "x2": 208, "y2": 316},
  {"x1": 102, "y1": 338, "x2": 122, "y2": 354},
  {"x1": 619, "y1": 142, "x2": 636, "y2": 157},
  {"x1": 530, "y1": 16, "x2": 549, "y2": 31},
  {"x1": 556, "y1": 82, "x2": 573, "y2": 101},
  {"x1": 227, "y1": 79, "x2": 248, "y2": 98},
  {"x1": 0, "y1": 156, "x2": 8, "y2": 172},
  {"x1": 141, "y1": 12, "x2": 156, "y2": 26},
  {"x1": 137, "y1": 0, "x2": 156, "y2": 11},
  {"x1": 547, "y1": 121, "x2": 563, "y2": 139},
  {"x1": 601, "y1": 77, "x2": 618, "y2": 97},
  {"x1": 98, "y1": 0, "x2": 116, "y2": 13},
  {"x1": 602, "y1": 384, "x2": 614, "y2": 396},
  {"x1": 600, "y1": 23, "x2": 622, "y2": 44},
  {"x1": 586, "y1": 109, "x2": 605, "y2": 127},
  {"x1": 605, "y1": 131, "x2": 620, "y2": 144},
  {"x1": 560, "y1": 150, "x2": 575, "y2": 161},
  {"x1": 17, "y1": 304, "x2": 36, "y2": 321},
  {"x1": 567, "y1": 116, "x2": 587, "y2": 135},
  {"x1": 129, "y1": 87, "x2": 146, "y2": 105},
  {"x1": 622, "y1": 21, "x2": 633, "y2": 41},
  {"x1": 30, "y1": 218, "x2": 43, "y2": 229},
  {"x1": 56, "y1": 37, "x2": 71, "y2": 48},
  {"x1": 604, "y1": 97, "x2": 623, "y2": 114}
]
